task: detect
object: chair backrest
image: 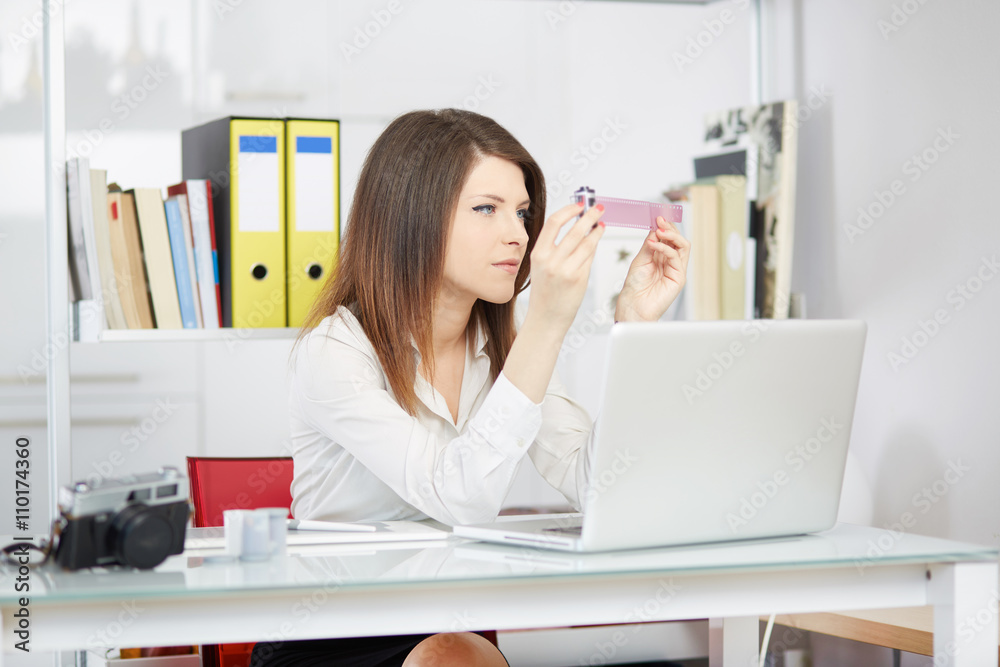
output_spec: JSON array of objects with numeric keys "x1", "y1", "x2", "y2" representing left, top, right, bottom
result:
[{"x1": 186, "y1": 456, "x2": 294, "y2": 528}]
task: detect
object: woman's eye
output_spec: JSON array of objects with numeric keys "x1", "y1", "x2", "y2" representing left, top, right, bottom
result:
[{"x1": 473, "y1": 204, "x2": 529, "y2": 222}]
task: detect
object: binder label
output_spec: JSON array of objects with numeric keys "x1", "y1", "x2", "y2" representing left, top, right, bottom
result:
[
  {"x1": 294, "y1": 136, "x2": 336, "y2": 233},
  {"x1": 237, "y1": 135, "x2": 280, "y2": 233}
]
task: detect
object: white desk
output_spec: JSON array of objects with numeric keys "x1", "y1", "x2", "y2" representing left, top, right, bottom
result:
[{"x1": 2, "y1": 523, "x2": 997, "y2": 667}]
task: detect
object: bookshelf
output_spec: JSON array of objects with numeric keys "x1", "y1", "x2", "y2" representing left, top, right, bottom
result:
[
  {"x1": 41, "y1": 0, "x2": 765, "y2": 525},
  {"x1": 96, "y1": 328, "x2": 297, "y2": 343}
]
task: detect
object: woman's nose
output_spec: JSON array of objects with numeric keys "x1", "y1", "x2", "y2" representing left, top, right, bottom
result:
[{"x1": 508, "y1": 216, "x2": 529, "y2": 245}]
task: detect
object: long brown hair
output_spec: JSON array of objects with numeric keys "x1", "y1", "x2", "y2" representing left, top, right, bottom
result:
[{"x1": 295, "y1": 109, "x2": 545, "y2": 416}]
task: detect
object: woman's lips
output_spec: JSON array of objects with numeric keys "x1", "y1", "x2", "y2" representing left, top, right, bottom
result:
[{"x1": 492, "y1": 263, "x2": 519, "y2": 275}]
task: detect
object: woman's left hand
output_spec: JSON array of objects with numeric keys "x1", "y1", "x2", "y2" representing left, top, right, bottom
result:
[{"x1": 614, "y1": 217, "x2": 691, "y2": 322}]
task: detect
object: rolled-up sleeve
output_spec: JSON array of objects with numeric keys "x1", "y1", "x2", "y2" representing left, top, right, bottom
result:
[{"x1": 294, "y1": 323, "x2": 542, "y2": 526}]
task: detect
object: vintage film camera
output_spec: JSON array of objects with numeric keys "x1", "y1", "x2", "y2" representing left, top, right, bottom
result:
[{"x1": 54, "y1": 467, "x2": 190, "y2": 570}]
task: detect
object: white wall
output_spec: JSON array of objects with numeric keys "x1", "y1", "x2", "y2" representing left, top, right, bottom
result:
[
  {"x1": 767, "y1": 0, "x2": 1000, "y2": 550},
  {"x1": 767, "y1": 3, "x2": 998, "y2": 663}
]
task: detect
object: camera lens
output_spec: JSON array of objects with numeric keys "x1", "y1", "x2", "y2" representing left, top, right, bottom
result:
[{"x1": 110, "y1": 505, "x2": 176, "y2": 569}]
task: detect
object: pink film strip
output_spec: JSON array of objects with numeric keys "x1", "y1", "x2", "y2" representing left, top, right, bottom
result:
[{"x1": 573, "y1": 187, "x2": 683, "y2": 231}]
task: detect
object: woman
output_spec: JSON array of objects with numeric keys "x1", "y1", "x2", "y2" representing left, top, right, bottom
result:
[{"x1": 251, "y1": 108, "x2": 689, "y2": 666}]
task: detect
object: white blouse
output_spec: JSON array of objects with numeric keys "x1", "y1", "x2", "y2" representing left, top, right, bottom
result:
[{"x1": 288, "y1": 304, "x2": 595, "y2": 526}]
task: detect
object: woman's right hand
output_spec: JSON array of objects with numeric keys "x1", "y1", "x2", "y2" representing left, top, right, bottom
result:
[{"x1": 524, "y1": 201, "x2": 606, "y2": 335}]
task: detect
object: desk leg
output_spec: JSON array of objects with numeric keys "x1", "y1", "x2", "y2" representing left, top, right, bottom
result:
[
  {"x1": 709, "y1": 616, "x2": 758, "y2": 667},
  {"x1": 930, "y1": 561, "x2": 999, "y2": 667},
  {"x1": 48, "y1": 651, "x2": 77, "y2": 666},
  {"x1": 51, "y1": 652, "x2": 74, "y2": 666}
]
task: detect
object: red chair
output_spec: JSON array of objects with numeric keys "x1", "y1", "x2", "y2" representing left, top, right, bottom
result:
[
  {"x1": 186, "y1": 456, "x2": 294, "y2": 667},
  {"x1": 187, "y1": 456, "x2": 294, "y2": 529}
]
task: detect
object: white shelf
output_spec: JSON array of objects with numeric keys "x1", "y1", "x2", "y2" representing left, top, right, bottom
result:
[{"x1": 91, "y1": 328, "x2": 298, "y2": 343}]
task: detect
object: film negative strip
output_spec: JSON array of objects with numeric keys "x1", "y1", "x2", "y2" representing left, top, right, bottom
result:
[{"x1": 572, "y1": 186, "x2": 683, "y2": 231}]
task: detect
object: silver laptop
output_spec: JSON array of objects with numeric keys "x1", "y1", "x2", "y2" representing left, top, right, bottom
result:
[{"x1": 454, "y1": 319, "x2": 867, "y2": 552}]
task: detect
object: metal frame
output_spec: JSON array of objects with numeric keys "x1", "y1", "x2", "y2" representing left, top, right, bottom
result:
[
  {"x1": 39, "y1": 0, "x2": 769, "y2": 532},
  {"x1": 43, "y1": 0, "x2": 70, "y2": 526},
  {"x1": 751, "y1": 0, "x2": 764, "y2": 105},
  {"x1": 2, "y1": 558, "x2": 997, "y2": 665},
  {"x1": 42, "y1": 5, "x2": 74, "y2": 665},
  {"x1": 38, "y1": 2, "x2": 767, "y2": 665}
]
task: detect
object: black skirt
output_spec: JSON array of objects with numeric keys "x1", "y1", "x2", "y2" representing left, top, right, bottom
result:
[
  {"x1": 249, "y1": 633, "x2": 497, "y2": 667},
  {"x1": 249, "y1": 635, "x2": 431, "y2": 667}
]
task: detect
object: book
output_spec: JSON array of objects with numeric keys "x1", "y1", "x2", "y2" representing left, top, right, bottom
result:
[
  {"x1": 89, "y1": 168, "x2": 128, "y2": 329},
  {"x1": 202, "y1": 181, "x2": 223, "y2": 327},
  {"x1": 744, "y1": 237, "x2": 757, "y2": 320},
  {"x1": 106, "y1": 189, "x2": 141, "y2": 329},
  {"x1": 171, "y1": 193, "x2": 205, "y2": 328},
  {"x1": 167, "y1": 180, "x2": 221, "y2": 328},
  {"x1": 693, "y1": 146, "x2": 756, "y2": 200},
  {"x1": 164, "y1": 196, "x2": 200, "y2": 329},
  {"x1": 131, "y1": 188, "x2": 183, "y2": 329},
  {"x1": 66, "y1": 158, "x2": 105, "y2": 339},
  {"x1": 703, "y1": 100, "x2": 799, "y2": 318},
  {"x1": 107, "y1": 187, "x2": 155, "y2": 329},
  {"x1": 119, "y1": 191, "x2": 157, "y2": 328},
  {"x1": 66, "y1": 158, "x2": 93, "y2": 300},
  {"x1": 748, "y1": 197, "x2": 767, "y2": 317},
  {"x1": 688, "y1": 182, "x2": 720, "y2": 320},
  {"x1": 714, "y1": 175, "x2": 747, "y2": 320},
  {"x1": 693, "y1": 147, "x2": 758, "y2": 317}
]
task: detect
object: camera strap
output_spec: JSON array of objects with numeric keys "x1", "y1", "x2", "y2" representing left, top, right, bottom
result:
[{"x1": 1, "y1": 520, "x2": 60, "y2": 567}]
